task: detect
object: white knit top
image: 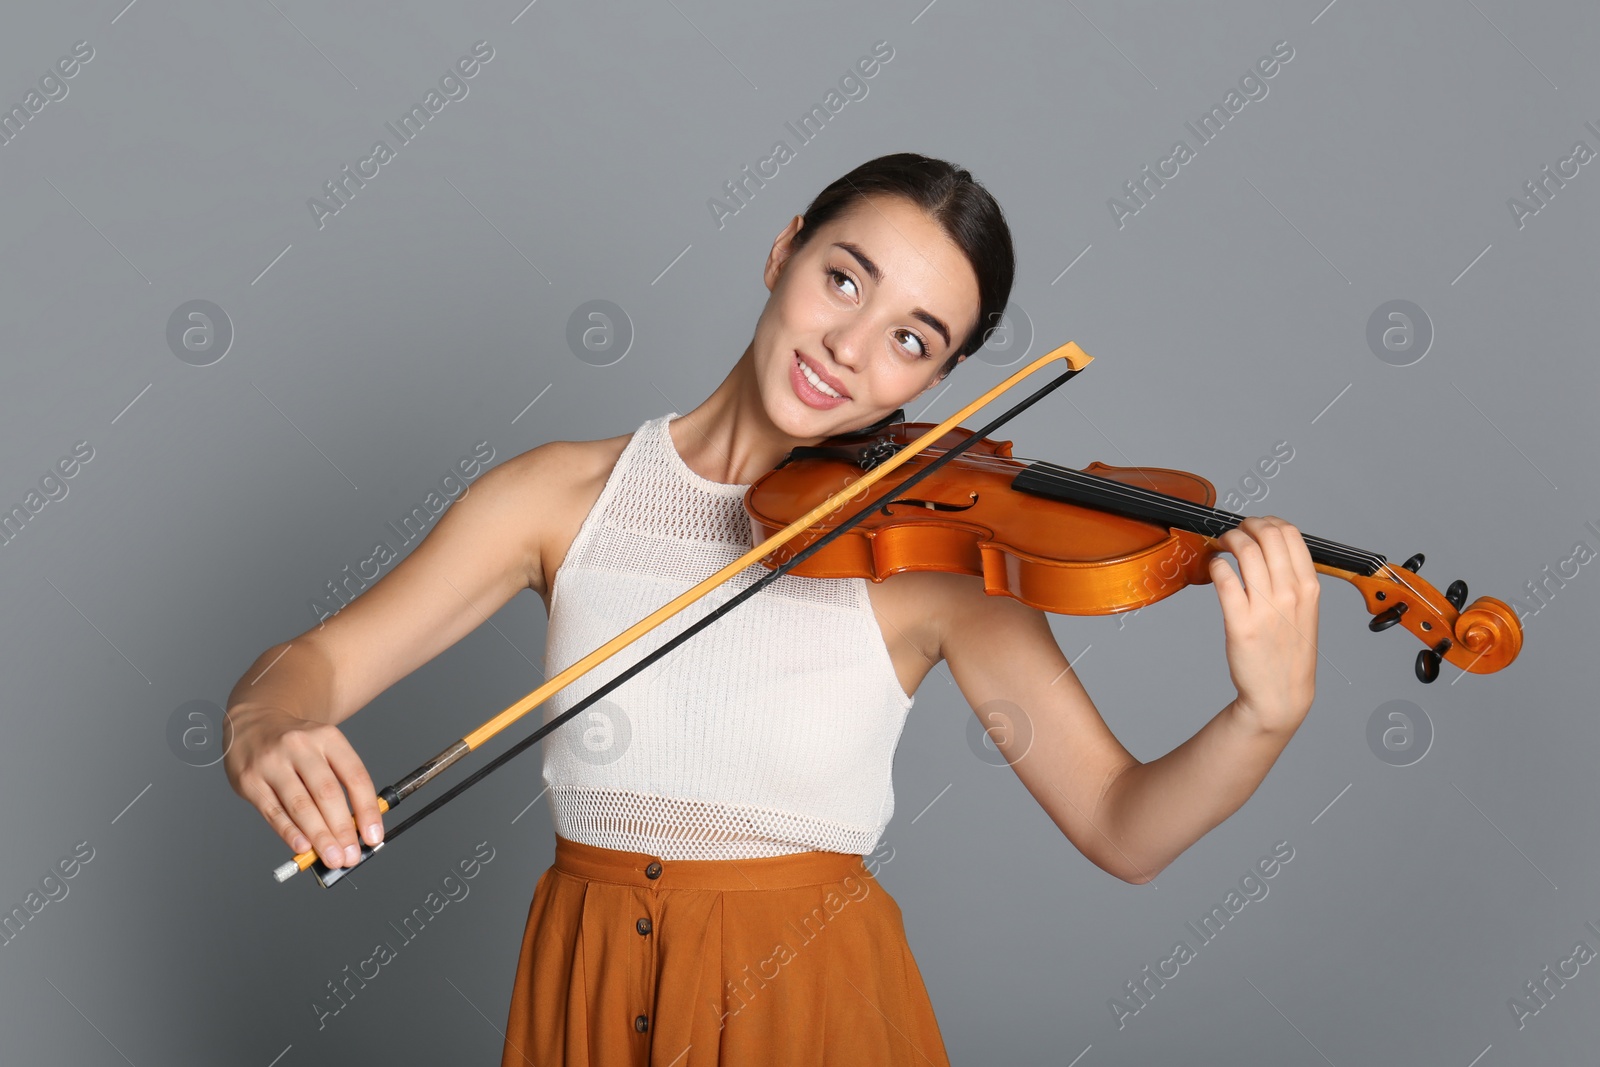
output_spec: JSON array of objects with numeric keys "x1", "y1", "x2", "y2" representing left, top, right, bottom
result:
[{"x1": 539, "y1": 412, "x2": 915, "y2": 859}]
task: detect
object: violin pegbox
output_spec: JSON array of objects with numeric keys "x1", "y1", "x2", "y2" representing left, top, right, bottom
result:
[{"x1": 1344, "y1": 553, "x2": 1523, "y2": 682}]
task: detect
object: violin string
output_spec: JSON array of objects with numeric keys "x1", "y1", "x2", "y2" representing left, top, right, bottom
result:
[
  {"x1": 1358, "y1": 559, "x2": 1452, "y2": 624},
  {"x1": 887, "y1": 445, "x2": 1388, "y2": 576},
  {"x1": 894, "y1": 448, "x2": 1371, "y2": 569},
  {"x1": 1027, "y1": 462, "x2": 1384, "y2": 572},
  {"x1": 833, "y1": 431, "x2": 1450, "y2": 629},
  {"x1": 965, "y1": 450, "x2": 1455, "y2": 618},
  {"x1": 1018, "y1": 461, "x2": 1456, "y2": 618}
]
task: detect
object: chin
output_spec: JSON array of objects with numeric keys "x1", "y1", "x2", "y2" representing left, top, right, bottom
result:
[{"x1": 773, "y1": 402, "x2": 842, "y2": 442}]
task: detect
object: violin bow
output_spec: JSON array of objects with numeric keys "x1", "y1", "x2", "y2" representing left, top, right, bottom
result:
[{"x1": 272, "y1": 341, "x2": 1095, "y2": 886}]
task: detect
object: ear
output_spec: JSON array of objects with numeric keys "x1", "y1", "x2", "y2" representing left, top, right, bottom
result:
[
  {"x1": 937, "y1": 354, "x2": 966, "y2": 383},
  {"x1": 920, "y1": 355, "x2": 961, "y2": 394},
  {"x1": 763, "y1": 215, "x2": 807, "y2": 292}
]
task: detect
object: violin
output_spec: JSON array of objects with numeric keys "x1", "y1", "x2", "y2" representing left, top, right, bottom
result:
[
  {"x1": 274, "y1": 342, "x2": 1520, "y2": 889},
  {"x1": 746, "y1": 419, "x2": 1523, "y2": 684}
]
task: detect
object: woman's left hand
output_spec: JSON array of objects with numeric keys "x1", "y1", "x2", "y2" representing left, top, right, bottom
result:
[{"x1": 1208, "y1": 515, "x2": 1321, "y2": 734}]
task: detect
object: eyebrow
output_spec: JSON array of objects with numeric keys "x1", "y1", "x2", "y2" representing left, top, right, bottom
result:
[{"x1": 832, "y1": 241, "x2": 953, "y2": 350}]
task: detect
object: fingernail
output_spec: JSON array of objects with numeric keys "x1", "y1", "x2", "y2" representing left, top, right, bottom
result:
[
  {"x1": 344, "y1": 844, "x2": 360, "y2": 865},
  {"x1": 366, "y1": 823, "x2": 382, "y2": 845},
  {"x1": 322, "y1": 848, "x2": 341, "y2": 867},
  {"x1": 293, "y1": 834, "x2": 310, "y2": 853}
]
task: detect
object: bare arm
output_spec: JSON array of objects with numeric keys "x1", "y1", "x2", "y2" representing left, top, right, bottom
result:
[
  {"x1": 934, "y1": 572, "x2": 1150, "y2": 882},
  {"x1": 937, "y1": 516, "x2": 1319, "y2": 884},
  {"x1": 1090, "y1": 702, "x2": 1296, "y2": 881},
  {"x1": 223, "y1": 443, "x2": 571, "y2": 869},
  {"x1": 1094, "y1": 517, "x2": 1320, "y2": 878}
]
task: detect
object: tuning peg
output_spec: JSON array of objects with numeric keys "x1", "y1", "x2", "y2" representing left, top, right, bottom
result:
[
  {"x1": 1415, "y1": 638, "x2": 1452, "y2": 684},
  {"x1": 1369, "y1": 602, "x2": 1409, "y2": 632},
  {"x1": 1401, "y1": 553, "x2": 1425, "y2": 573},
  {"x1": 1445, "y1": 579, "x2": 1468, "y2": 611}
]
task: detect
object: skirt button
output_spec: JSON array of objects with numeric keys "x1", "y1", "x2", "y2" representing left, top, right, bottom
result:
[
  {"x1": 644, "y1": 861, "x2": 662, "y2": 879},
  {"x1": 634, "y1": 1013, "x2": 650, "y2": 1032},
  {"x1": 636, "y1": 916, "x2": 652, "y2": 935}
]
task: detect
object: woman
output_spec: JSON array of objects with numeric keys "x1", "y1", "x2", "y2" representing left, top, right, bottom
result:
[{"x1": 223, "y1": 153, "x2": 1320, "y2": 1065}]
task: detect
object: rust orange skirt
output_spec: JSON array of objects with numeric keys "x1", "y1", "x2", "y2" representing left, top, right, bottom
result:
[{"x1": 500, "y1": 834, "x2": 952, "y2": 1066}]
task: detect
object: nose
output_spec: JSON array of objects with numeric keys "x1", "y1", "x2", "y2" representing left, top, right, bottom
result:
[{"x1": 822, "y1": 318, "x2": 872, "y2": 376}]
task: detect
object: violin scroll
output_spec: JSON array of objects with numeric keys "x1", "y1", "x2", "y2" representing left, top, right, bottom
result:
[{"x1": 1342, "y1": 561, "x2": 1523, "y2": 682}]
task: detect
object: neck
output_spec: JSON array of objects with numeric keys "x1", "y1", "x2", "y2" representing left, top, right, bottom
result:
[{"x1": 670, "y1": 343, "x2": 836, "y2": 486}]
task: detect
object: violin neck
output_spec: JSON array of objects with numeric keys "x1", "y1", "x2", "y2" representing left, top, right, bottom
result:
[{"x1": 1013, "y1": 461, "x2": 1385, "y2": 576}]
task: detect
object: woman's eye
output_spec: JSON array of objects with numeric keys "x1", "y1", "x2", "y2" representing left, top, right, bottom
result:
[
  {"x1": 895, "y1": 329, "x2": 928, "y2": 359},
  {"x1": 827, "y1": 267, "x2": 858, "y2": 298}
]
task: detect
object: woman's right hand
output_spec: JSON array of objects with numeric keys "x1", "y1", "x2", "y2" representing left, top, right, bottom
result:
[{"x1": 223, "y1": 704, "x2": 383, "y2": 869}]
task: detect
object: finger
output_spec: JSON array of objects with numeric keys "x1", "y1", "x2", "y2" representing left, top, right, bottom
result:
[
  {"x1": 289, "y1": 749, "x2": 362, "y2": 867},
  {"x1": 1275, "y1": 520, "x2": 1320, "y2": 591},
  {"x1": 325, "y1": 738, "x2": 384, "y2": 847},
  {"x1": 1258, "y1": 518, "x2": 1321, "y2": 646},
  {"x1": 1208, "y1": 551, "x2": 1248, "y2": 616},
  {"x1": 1250, "y1": 518, "x2": 1298, "y2": 601},
  {"x1": 263, "y1": 763, "x2": 346, "y2": 868},
  {"x1": 1222, "y1": 522, "x2": 1272, "y2": 602},
  {"x1": 1258, "y1": 517, "x2": 1319, "y2": 612},
  {"x1": 241, "y1": 775, "x2": 313, "y2": 856}
]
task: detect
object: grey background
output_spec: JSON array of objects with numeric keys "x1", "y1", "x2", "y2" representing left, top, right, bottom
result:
[{"x1": 0, "y1": 0, "x2": 1594, "y2": 1063}]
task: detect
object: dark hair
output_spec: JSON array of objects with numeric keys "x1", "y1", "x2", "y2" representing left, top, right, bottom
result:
[{"x1": 788, "y1": 152, "x2": 1015, "y2": 379}]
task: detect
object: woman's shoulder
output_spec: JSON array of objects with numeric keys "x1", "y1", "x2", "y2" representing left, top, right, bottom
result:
[
  {"x1": 494, "y1": 429, "x2": 637, "y2": 603},
  {"x1": 499, "y1": 429, "x2": 633, "y2": 485}
]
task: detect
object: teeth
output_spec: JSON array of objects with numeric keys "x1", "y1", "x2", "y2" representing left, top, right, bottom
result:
[{"x1": 797, "y1": 356, "x2": 842, "y2": 399}]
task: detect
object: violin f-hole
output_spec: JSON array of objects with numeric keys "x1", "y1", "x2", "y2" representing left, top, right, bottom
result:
[{"x1": 879, "y1": 492, "x2": 979, "y2": 516}]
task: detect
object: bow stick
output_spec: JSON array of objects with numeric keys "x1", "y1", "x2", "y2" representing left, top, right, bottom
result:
[{"x1": 273, "y1": 341, "x2": 1094, "y2": 886}]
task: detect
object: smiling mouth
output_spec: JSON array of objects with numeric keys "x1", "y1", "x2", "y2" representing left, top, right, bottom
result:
[{"x1": 796, "y1": 353, "x2": 848, "y2": 399}]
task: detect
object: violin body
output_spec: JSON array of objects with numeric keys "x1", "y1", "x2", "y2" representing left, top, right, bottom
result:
[
  {"x1": 747, "y1": 422, "x2": 1219, "y2": 616},
  {"x1": 746, "y1": 419, "x2": 1523, "y2": 683}
]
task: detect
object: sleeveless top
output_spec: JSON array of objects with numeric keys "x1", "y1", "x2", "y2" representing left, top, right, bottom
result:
[{"x1": 539, "y1": 412, "x2": 916, "y2": 860}]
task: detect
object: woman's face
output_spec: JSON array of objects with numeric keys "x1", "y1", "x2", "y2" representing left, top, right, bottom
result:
[{"x1": 755, "y1": 194, "x2": 983, "y2": 438}]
